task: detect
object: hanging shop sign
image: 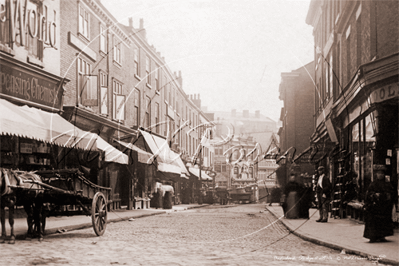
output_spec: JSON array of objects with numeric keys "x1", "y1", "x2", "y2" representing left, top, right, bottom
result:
[
  {"x1": 0, "y1": 63, "x2": 63, "y2": 109},
  {"x1": 2, "y1": 0, "x2": 57, "y2": 49},
  {"x1": 370, "y1": 83, "x2": 398, "y2": 104}
]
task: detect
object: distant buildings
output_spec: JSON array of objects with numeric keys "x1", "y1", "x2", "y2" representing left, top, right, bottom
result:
[
  {"x1": 204, "y1": 109, "x2": 279, "y2": 189},
  {"x1": 277, "y1": 61, "x2": 315, "y2": 188}
]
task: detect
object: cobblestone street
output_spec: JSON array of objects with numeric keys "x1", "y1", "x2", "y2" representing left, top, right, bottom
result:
[{"x1": 0, "y1": 204, "x2": 386, "y2": 265}]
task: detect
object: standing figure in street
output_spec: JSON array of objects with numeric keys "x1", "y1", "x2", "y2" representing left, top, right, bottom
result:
[
  {"x1": 363, "y1": 165, "x2": 396, "y2": 243},
  {"x1": 315, "y1": 166, "x2": 332, "y2": 223},
  {"x1": 282, "y1": 173, "x2": 303, "y2": 219}
]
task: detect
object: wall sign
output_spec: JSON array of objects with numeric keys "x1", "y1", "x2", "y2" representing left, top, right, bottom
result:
[
  {"x1": 0, "y1": 63, "x2": 63, "y2": 109},
  {"x1": 370, "y1": 83, "x2": 398, "y2": 104},
  {"x1": 1, "y1": 0, "x2": 57, "y2": 49}
]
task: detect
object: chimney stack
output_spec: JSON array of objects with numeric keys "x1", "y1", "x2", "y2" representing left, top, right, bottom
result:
[
  {"x1": 139, "y1": 18, "x2": 146, "y2": 39},
  {"x1": 255, "y1": 110, "x2": 260, "y2": 118},
  {"x1": 243, "y1": 110, "x2": 249, "y2": 118},
  {"x1": 177, "y1": 70, "x2": 183, "y2": 87},
  {"x1": 128, "y1": 17, "x2": 133, "y2": 28},
  {"x1": 232, "y1": 109, "x2": 236, "y2": 117}
]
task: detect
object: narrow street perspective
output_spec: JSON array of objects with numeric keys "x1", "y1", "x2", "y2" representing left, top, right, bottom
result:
[
  {"x1": 0, "y1": 204, "x2": 389, "y2": 265},
  {"x1": 1, "y1": 0, "x2": 398, "y2": 265}
]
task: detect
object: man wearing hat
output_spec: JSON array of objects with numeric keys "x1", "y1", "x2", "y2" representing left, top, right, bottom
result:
[
  {"x1": 363, "y1": 164, "x2": 396, "y2": 243},
  {"x1": 315, "y1": 166, "x2": 332, "y2": 222}
]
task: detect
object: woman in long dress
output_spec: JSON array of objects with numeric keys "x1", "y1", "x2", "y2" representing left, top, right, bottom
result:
[{"x1": 363, "y1": 165, "x2": 396, "y2": 243}]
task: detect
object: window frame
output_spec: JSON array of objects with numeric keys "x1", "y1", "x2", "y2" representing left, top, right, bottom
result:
[
  {"x1": 134, "y1": 89, "x2": 140, "y2": 127},
  {"x1": 112, "y1": 79, "x2": 125, "y2": 121},
  {"x1": 78, "y1": 57, "x2": 98, "y2": 106},
  {"x1": 78, "y1": 4, "x2": 90, "y2": 40},
  {"x1": 155, "y1": 102, "x2": 160, "y2": 134},
  {"x1": 145, "y1": 96, "x2": 151, "y2": 128},
  {"x1": 145, "y1": 55, "x2": 151, "y2": 85},
  {"x1": 100, "y1": 24, "x2": 107, "y2": 53},
  {"x1": 99, "y1": 71, "x2": 108, "y2": 115},
  {"x1": 134, "y1": 47, "x2": 140, "y2": 78},
  {"x1": 113, "y1": 35, "x2": 122, "y2": 66}
]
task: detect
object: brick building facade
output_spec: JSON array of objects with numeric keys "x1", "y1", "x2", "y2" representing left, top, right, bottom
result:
[
  {"x1": 306, "y1": 0, "x2": 398, "y2": 219},
  {"x1": 58, "y1": 0, "x2": 213, "y2": 208}
]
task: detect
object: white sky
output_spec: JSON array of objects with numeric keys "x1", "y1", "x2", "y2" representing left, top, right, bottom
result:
[{"x1": 101, "y1": 0, "x2": 314, "y2": 123}]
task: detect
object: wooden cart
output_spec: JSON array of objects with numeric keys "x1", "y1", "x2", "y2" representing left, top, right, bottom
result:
[{"x1": 26, "y1": 169, "x2": 111, "y2": 236}]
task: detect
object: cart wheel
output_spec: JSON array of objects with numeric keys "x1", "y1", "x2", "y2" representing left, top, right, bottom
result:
[{"x1": 91, "y1": 192, "x2": 107, "y2": 236}]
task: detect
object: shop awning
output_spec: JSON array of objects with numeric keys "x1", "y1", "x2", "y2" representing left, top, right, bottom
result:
[
  {"x1": 116, "y1": 140, "x2": 154, "y2": 164},
  {"x1": 96, "y1": 137, "x2": 128, "y2": 165},
  {"x1": 0, "y1": 99, "x2": 96, "y2": 150},
  {"x1": 0, "y1": 99, "x2": 128, "y2": 164},
  {"x1": 139, "y1": 129, "x2": 189, "y2": 175},
  {"x1": 188, "y1": 167, "x2": 213, "y2": 181}
]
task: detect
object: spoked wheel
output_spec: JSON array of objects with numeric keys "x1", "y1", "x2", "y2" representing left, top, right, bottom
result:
[{"x1": 91, "y1": 192, "x2": 107, "y2": 236}]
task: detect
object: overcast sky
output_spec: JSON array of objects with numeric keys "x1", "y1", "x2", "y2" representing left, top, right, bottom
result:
[{"x1": 101, "y1": 0, "x2": 314, "y2": 123}]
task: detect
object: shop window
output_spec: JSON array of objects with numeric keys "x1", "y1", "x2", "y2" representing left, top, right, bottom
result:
[{"x1": 79, "y1": 5, "x2": 90, "y2": 40}]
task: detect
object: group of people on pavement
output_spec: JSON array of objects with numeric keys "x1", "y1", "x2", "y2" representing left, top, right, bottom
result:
[{"x1": 281, "y1": 164, "x2": 397, "y2": 243}]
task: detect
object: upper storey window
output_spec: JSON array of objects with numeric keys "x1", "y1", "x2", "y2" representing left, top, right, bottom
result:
[
  {"x1": 113, "y1": 35, "x2": 122, "y2": 65},
  {"x1": 100, "y1": 25, "x2": 107, "y2": 53},
  {"x1": 79, "y1": 5, "x2": 90, "y2": 40}
]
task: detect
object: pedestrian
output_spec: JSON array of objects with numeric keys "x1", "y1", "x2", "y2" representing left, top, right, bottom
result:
[
  {"x1": 282, "y1": 173, "x2": 303, "y2": 219},
  {"x1": 315, "y1": 166, "x2": 332, "y2": 223},
  {"x1": 363, "y1": 164, "x2": 396, "y2": 243}
]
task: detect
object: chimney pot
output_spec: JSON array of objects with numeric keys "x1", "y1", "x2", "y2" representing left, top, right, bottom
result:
[
  {"x1": 140, "y1": 18, "x2": 144, "y2": 29},
  {"x1": 129, "y1": 17, "x2": 133, "y2": 28}
]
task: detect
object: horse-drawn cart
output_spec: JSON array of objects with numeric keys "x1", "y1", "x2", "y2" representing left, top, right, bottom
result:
[
  {"x1": 1, "y1": 168, "x2": 110, "y2": 243},
  {"x1": 31, "y1": 169, "x2": 110, "y2": 236}
]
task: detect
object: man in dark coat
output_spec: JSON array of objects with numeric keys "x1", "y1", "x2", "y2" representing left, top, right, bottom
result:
[
  {"x1": 363, "y1": 165, "x2": 396, "y2": 243},
  {"x1": 315, "y1": 166, "x2": 332, "y2": 222}
]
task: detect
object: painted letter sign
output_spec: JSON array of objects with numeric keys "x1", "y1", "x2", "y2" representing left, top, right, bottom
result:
[
  {"x1": 0, "y1": 63, "x2": 63, "y2": 109},
  {"x1": 370, "y1": 83, "x2": 398, "y2": 104},
  {"x1": 1, "y1": 0, "x2": 57, "y2": 49}
]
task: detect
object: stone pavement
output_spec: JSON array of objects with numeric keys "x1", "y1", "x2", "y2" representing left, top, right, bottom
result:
[
  {"x1": 266, "y1": 204, "x2": 399, "y2": 265},
  {"x1": 10, "y1": 204, "x2": 209, "y2": 239}
]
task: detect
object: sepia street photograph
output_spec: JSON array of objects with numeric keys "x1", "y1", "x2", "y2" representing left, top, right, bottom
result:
[{"x1": 0, "y1": 0, "x2": 398, "y2": 265}]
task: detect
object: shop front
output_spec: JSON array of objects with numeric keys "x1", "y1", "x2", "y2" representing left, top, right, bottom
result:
[
  {"x1": 62, "y1": 107, "x2": 135, "y2": 209},
  {"x1": 138, "y1": 129, "x2": 189, "y2": 206},
  {"x1": 332, "y1": 53, "x2": 398, "y2": 219}
]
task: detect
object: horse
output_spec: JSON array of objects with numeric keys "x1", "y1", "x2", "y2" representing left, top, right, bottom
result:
[{"x1": 0, "y1": 168, "x2": 45, "y2": 244}]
